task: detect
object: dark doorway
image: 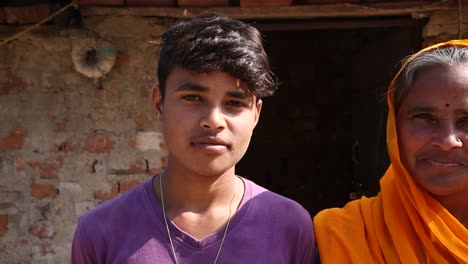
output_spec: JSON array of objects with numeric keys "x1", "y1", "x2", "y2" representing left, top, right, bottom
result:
[{"x1": 236, "y1": 18, "x2": 423, "y2": 216}]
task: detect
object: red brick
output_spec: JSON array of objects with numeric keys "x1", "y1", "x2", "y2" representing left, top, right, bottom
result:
[
  {"x1": 147, "y1": 157, "x2": 167, "y2": 175},
  {"x1": 84, "y1": 134, "x2": 115, "y2": 153},
  {"x1": 240, "y1": 0, "x2": 293, "y2": 7},
  {"x1": 134, "y1": 113, "x2": 153, "y2": 130},
  {"x1": 0, "y1": 238, "x2": 28, "y2": 256},
  {"x1": 4, "y1": 5, "x2": 52, "y2": 25},
  {"x1": 15, "y1": 158, "x2": 26, "y2": 172},
  {"x1": 0, "y1": 214, "x2": 7, "y2": 236},
  {"x1": 29, "y1": 221, "x2": 54, "y2": 239},
  {"x1": 128, "y1": 137, "x2": 137, "y2": 149},
  {"x1": 31, "y1": 241, "x2": 55, "y2": 257},
  {"x1": 112, "y1": 159, "x2": 147, "y2": 175},
  {"x1": 31, "y1": 183, "x2": 58, "y2": 199},
  {"x1": 115, "y1": 53, "x2": 132, "y2": 67},
  {"x1": 49, "y1": 138, "x2": 78, "y2": 153},
  {"x1": 94, "y1": 183, "x2": 119, "y2": 200},
  {"x1": 0, "y1": 71, "x2": 29, "y2": 95},
  {"x1": 119, "y1": 179, "x2": 144, "y2": 193},
  {"x1": 79, "y1": 0, "x2": 125, "y2": 5},
  {"x1": 36, "y1": 156, "x2": 64, "y2": 179},
  {"x1": 300, "y1": 0, "x2": 358, "y2": 3},
  {"x1": 178, "y1": 0, "x2": 229, "y2": 6},
  {"x1": 0, "y1": 203, "x2": 15, "y2": 210},
  {"x1": 127, "y1": 0, "x2": 176, "y2": 6},
  {"x1": 0, "y1": 128, "x2": 27, "y2": 151}
]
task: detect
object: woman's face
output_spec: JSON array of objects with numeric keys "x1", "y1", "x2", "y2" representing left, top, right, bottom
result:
[{"x1": 397, "y1": 65, "x2": 468, "y2": 200}]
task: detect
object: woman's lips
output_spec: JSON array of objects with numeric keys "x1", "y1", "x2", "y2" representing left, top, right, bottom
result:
[{"x1": 424, "y1": 159, "x2": 463, "y2": 168}]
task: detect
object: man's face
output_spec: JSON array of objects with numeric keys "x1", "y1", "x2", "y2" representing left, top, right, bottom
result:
[{"x1": 153, "y1": 66, "x2": 262, "y2": 177}]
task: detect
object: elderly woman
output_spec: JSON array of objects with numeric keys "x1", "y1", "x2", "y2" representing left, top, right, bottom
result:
[{"x1": 314, "y1": 39, "x2": 468, "y2": 263}]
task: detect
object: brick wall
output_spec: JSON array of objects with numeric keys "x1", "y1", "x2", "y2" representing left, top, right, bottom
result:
[
  {"x1": 0, "y1": 8, "x2": 464, "y2": 263},
  {"x1": 0, "y1": 16, "x2": 170, "y2": 263}
]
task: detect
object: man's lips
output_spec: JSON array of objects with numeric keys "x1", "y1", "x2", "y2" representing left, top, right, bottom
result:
[{"x1": 191, "y1": 137, "x2": 231, "y2": 153}]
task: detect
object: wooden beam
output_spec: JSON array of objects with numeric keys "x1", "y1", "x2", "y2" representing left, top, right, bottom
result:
[
  {"x1": 255, "y1": 18, "x2": 421, "y2": 31},
  {"x1": 80, "y1": 0, "x2": 455, "y2": 20}
]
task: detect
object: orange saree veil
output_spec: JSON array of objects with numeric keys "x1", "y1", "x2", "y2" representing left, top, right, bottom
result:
[{"x1": 314, "y1": 40, "x2": 468, "y2": 263}]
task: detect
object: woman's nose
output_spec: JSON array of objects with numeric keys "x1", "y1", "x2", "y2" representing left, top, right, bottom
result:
[{"x1": 431, "y1": 123, "x2": 463, "y2": 150}]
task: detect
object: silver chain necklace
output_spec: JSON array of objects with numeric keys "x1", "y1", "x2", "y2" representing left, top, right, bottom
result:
[{"x1": 159, "y1": 173, "x2": 238, "y2": 264}]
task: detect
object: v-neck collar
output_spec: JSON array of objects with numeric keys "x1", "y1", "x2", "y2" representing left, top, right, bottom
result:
[{"x1": 145, "y1": 175, "x2": 252, "y2": 249}]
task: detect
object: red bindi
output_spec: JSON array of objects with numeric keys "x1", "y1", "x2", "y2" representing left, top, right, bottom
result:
[{"x1": 445, "y1": 103, "x2": 450, "y2": 107}]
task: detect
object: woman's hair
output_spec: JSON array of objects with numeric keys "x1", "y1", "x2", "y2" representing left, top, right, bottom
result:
[
  {"x1": 157, "y1": 12, "x2": 278, "y2": 99},
  {"x1": 393, "y1": 45, "x2": 468, "y2": 112}
]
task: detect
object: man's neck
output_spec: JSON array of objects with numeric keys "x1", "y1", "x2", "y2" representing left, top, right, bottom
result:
[
  {"x1": 158, "y1": 165, "x2": 238, "y2": 211},
  {"x1": 153, "y1": 164, "x2": 244, "y2": 239}
]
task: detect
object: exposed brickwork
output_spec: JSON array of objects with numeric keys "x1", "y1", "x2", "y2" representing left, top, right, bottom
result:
[
  {"x1": 31, "y1": 184, "x2": 58, "y2": 199},
  {"x1": 29, "y1": 221, "x2": 54, "y2": 238},
  {"x1": 0, "y1": 128, "x2": 27, "y2": 151},
  {"x1": 0, "y1": 71, "x2": 29, "y2": 95},
  {"x1": 31, "y1": 241, "x2": 55, "y2": 257},
  {"x1": 0, "y1": 214, "x2": 7, "y2": 236},
  {"x1": 3, "y1": 4, "x2": 52, "y2": 24},
  {"x1": 134, "y1": 113, "x2": 154, "y2": 131},
  {"x1": 127, "y1": 0, "x2": 176, "y2": 6},
  {"x1": 84, "y1": 134, "x2": 115, "y2": 153},
  {"x1": 240, "y1": 0, "x2": 293, "y2": 7},
  {"x1": 111, "y1": 159, "x2": 147, "y2": 175},
  {"x1": 94, "y1": 183, "x2": 119, "y2": 200},
  {"x1": 28, "y1": 156, "x2": 65, "y2": 179},
  {"x1": 114, "y1": 53, "x2": 132, "y2": 67},
  {"x1": 49, "y1": 138, "x2": 78, "y2": 153},
  {"x1": 119, "y1": 179, "x2": 145, "y2": 193},
  {"x1": 133, "y1": 131, "x2": 164, "y2": 151},
  {"x1": 14, "y1": 157, "x2": 26, "y2": 172},
  {"x1": 178, "y1": 0, "x2": 229, "y2": 6},
  {"x1": 79, "y1": 0, "x2": 125, "y2": 6}
]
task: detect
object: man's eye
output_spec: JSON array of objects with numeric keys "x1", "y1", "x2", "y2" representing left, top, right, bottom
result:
[
  {"x1": 226, "y1": 100, "x2": 247, "y2": 108},
  {"x1": 182, "y1": 95, "x2": 202, "y2": 101}
]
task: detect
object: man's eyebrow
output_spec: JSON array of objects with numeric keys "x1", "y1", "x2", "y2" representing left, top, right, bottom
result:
[
  {"x1": 175, "y1": 83, "x2": 209, "y2": 92},
  {"x1": 227, "y1": 90, "x2": 250, "y2": 100},
  {"x1": 175, "y1": 83, "x2": 252, "y2": 100}
]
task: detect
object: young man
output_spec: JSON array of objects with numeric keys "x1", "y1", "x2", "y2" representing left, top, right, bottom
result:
[{"x1": 72, "y1": 12, "x2": 315, "y2": 264}]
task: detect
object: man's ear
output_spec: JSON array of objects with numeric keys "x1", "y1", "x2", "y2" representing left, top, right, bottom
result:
[
  {"x1": 254, "y1": 99, "x2": 262, "y2": 126},
  {"x1": 152, "y1": 84, "x2": 163, "y2": 118}
]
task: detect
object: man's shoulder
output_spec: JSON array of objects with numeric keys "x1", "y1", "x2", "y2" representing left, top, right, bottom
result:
[{"x1": 243, "y1": 178, "x2": 311, "y2": 221}]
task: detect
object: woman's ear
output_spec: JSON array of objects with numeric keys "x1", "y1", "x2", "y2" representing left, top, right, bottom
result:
[{"x1": 152, "y1": 84, "x2": 163, "y2": 118}]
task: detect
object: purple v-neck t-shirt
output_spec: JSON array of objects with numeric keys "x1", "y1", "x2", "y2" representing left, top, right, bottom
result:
[{"x1": 72, "y1": 176, "x2": 315, "y2": 263}]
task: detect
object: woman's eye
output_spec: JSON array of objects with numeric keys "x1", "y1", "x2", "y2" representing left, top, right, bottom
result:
[
  {"x1": 457, "y1": 117, "x2": 468, "y2": 129},
  {"x1": 412, "y1": 114, "x2": 437, "y2": 124}
]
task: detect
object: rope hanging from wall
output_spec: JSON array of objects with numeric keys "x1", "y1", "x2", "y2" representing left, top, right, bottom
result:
[{"x1": 71, "y1": 36, "x2": 116, "y2": 79}]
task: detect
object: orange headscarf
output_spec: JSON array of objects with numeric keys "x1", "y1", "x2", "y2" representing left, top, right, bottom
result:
[{"x1": 314, "y1": 40, "x2": 468, "y2": 263}]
